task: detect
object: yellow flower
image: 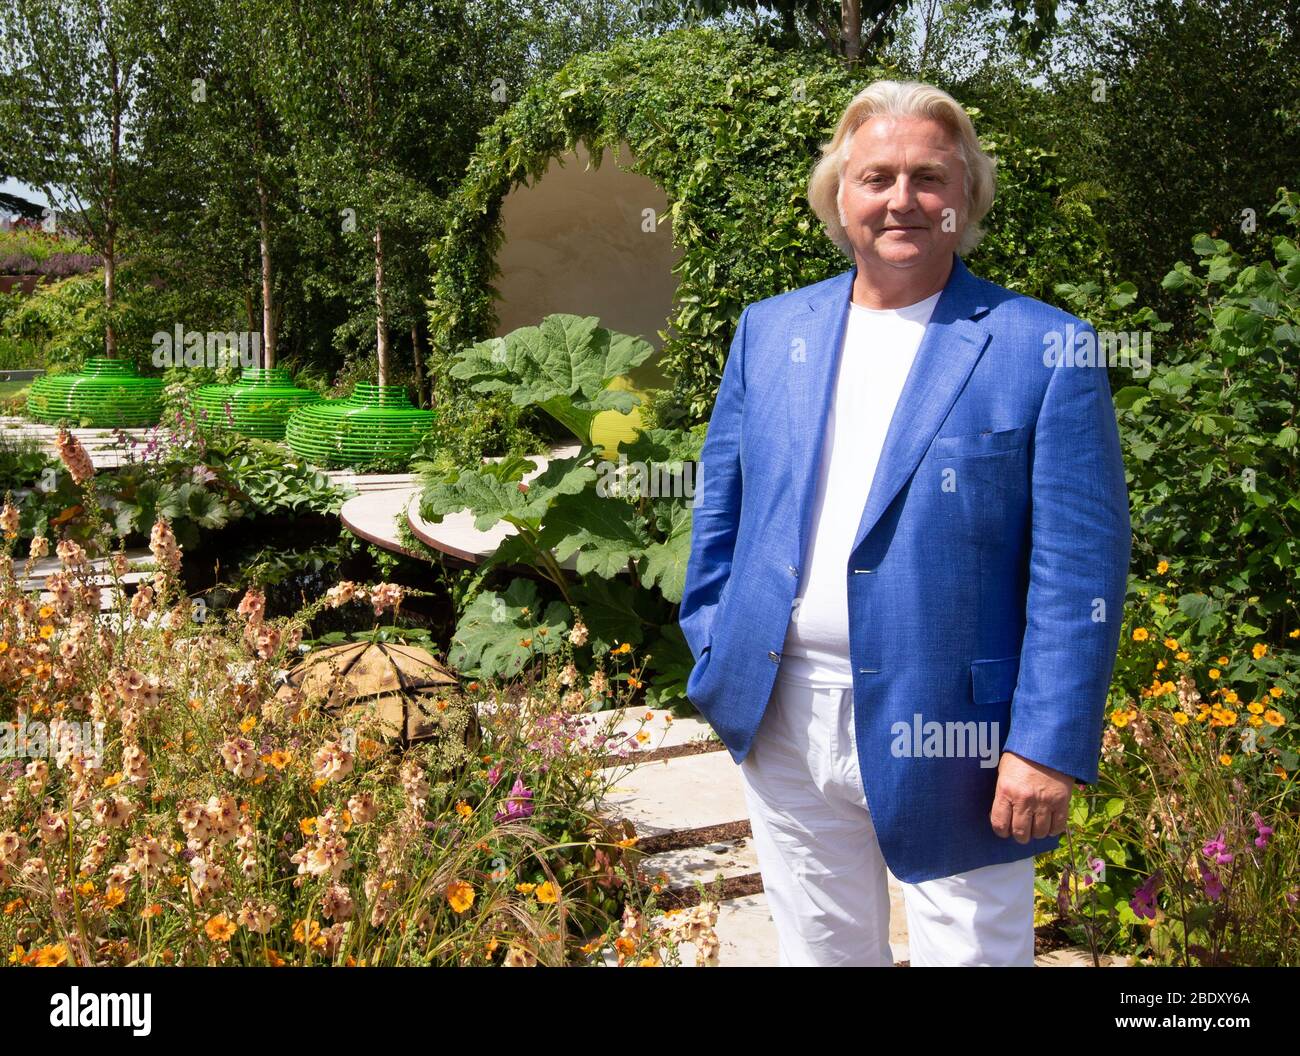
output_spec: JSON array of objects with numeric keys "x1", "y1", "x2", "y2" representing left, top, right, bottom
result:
[
  {"x1": 1269, "y1": 687, "x2": 1283, "y2": 698},
  {"x1": 1172, "y1": 712, "x2": 1189, "y2": 726},
  {"x1": 1156, "y1": 560, "x2": 1169, "y2": 574},
  {"x1": 534, "y1": 881, "x2": 560, "y2": 904},
  {"x1": 1175, "y1": 651, "x2": 1190, "y2": 661},
  {"x1": 1264, "y1": 710, "x2": 1285, "y2": 727},
  {"x1": 1253, "y1": 643, "x2": 1268, "y2": 660},
  {"x1": 38, "y1": 605, "x2": 53, "y2": 619},
  {"x1": 613, "y1": 642, "x2": 632, "y2": 655},
  {"x1": 1247, "y1": 701, "x2": 1265, "y2": 714},
  {"x1": 454, "y1": 800, "x2": 473, "y2": 819},
  {"x1": 1289, "y1": 629, "x2": 1299, "y2": 639},
  {"x1": 8, "y1": 945, "x2": 24, "y2": 964},
  {"x1": 76, "y1": 880, "x2": 95, "y2": 897},
  {"x1": 1208, "y1": 668, "x2": 1221, "y2": 680},
  {"x1": 239, "y1": 715, "x2": 257, "y2": 734},
  {"x1": 39, "y1": 625, "x2": 54, "y2": 640},
  {"x1": 515, "y1": 882, "x2": 537, "y2": 894},
  {"x1": 104, "y1": 887, "x2": 126, "y2": 908},
  {"x1": 205, "y1": 915, "x2": 236, "y2": 942},
  {"x1": 266, "y1": 750, "x2": 292, "y2": 771},
  {"x1": 1163, "y1": 637, "x2": 1178, "y2": 650},
  {"x1": 1132, "y1": 627, "x2": 1149, "y2": 641},
  {"x1": 266, "y1": 949, "x2": 285, "y2": 967},
  {"x1": 300, "y1": 817, "x2": 317, "y2": 835},
  {"x1": 1217, "y1": 656, "x2": 1229, "y2": 665},
  {"x1": 1219, "y1": 754, "x2": 1233, "y2": 766},
  {"x1": 1156, "y1": 659, "x2": 1167, "y2": 671},
  {"x1": 446, "y1": 880, "x2": 475, "y2": 913},
  {"x1": 1223, "y1": 690, "x2": 1239, "y2": 705}
]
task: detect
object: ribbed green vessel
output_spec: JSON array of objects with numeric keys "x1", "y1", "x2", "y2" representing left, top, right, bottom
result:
[
  {"x1": 284, "y1": 383, "x2": 435, "y2": 466},
  {"x1": 192, "y1": 367, "x2": 322, "y2": 440},
  {"x1": 27, "y1": 357, "x2": 163, "y2": 427}
]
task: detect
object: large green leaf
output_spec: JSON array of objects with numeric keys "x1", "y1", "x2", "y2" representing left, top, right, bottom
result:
[
  {"x1": 449, "y1": 314, "x2": 652, "y2": 443},
  {"x1": 545, "y1": 488, "x2": 650, "y2": 579},
  {"x1": 448, "y1": 578, "x2": 571, "y2": 679},
  {"x1": 420, "y1": 453, "x2": 595, "y2": 531}
]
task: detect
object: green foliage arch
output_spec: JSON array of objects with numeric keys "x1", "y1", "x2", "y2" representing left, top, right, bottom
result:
[{"x1": 427, "y1": 25, "x2": 1109, "y2": 425}]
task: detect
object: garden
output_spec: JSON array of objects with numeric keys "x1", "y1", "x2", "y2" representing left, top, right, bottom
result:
[{"x1": 0, "y1": 0, "x2": 1297, "y2": 971}]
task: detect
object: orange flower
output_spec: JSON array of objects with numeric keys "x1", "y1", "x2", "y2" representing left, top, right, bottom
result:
[
  {"x1": 103, "y1": 886, "x2": 126, "y2": 909},
  {"x1": 446, "y1": 880, "x2": 475, "y2": 913},
  {"x1": 1252, "y1": 643, "x2": 1268, "y2": 660},
  {"x1": 205, "y1": 915, "x2": 236, "y2": 942},
  {"x1": 31, "y1": 943, "x2": 68, "y2": 967},
  {"x1": 266, "y1": 949, "x2": 285, "y2": 967}
]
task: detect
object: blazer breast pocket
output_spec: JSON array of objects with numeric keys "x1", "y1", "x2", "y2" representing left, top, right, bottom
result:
[{"x1": 929, "y1": 425, "x2": 1028, "y2": 459}]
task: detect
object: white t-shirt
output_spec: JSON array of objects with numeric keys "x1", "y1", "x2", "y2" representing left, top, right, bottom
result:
[{"x1": 778, "y1": 288, "x2": 943, "y2": 686}]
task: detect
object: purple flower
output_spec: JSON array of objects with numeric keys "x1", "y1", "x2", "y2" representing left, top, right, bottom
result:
[
  {"x1": 1250, "y1": 811, "x2": 1274, "y2": 849},
  {"x1": 1199, "y1": 860, "x2": 1224, "y2": 902},
  {"x1": 1201, "y1": 830, "x2": 1227, "y2": 859},
  {"x1": 493, "y1": 776, "x2": 534, "y2": 823},
  {"x1": 1130, "y1": 871, "x2": 1162, "y2": 920},
  {"x1": 485, "y1": 762, "x2": 502, "y2": 787}
]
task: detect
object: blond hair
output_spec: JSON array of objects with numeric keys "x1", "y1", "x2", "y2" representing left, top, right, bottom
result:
[{"x1": 807, "y1": 80, "x2": 996, "y2": 258}]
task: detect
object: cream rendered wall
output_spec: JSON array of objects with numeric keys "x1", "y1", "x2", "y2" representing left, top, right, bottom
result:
[{"x1": 492, "y1": 140, "x2": 681, "y2": 390}]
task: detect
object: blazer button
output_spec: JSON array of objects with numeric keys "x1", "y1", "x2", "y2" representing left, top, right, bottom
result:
[
  {"x1": 768, "y1": 651, "x2": 780, "y2": 663},
  {"x1": 787, "y1": 564, "x2": 797, "y2": 575},
  {"x1": 853, "y1": 568, "x2": 875, "y2": 574}
]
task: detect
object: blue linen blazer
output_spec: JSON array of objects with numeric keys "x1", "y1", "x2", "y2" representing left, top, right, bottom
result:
[{"x1": 678, "y1": 252, "x2": 1132, "y2": 883}]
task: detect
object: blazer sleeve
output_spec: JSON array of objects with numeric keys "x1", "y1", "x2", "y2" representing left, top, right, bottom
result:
[
  {"x1": 1002, "y1": 322, "x2": 1132, "y2": 784},
  {"x1": 678, "y1": 304, "x2": 750, "y2": 663}
]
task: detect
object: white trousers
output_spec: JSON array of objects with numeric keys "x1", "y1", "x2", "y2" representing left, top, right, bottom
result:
[{"x1": 737, "y1": 674, "x2": 1036, "y2": 967}]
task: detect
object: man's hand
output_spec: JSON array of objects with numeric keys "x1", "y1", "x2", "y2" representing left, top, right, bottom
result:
[{"x1": 989, "y1": 751, "x2": 1073, "y2": 843}]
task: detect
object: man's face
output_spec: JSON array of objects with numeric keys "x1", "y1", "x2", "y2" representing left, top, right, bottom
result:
[{"x1": 837, "y1": 114, "x2": 967, "y2": 273}]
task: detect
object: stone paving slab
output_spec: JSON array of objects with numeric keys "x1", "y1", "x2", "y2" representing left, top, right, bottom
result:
[
  {"x1": 339, "y1": 487, "x2": 424, "y2": 559},
  {"x1": 595, "y1": 706, "x2": 720, "y2": 753},
  {"x1": 598, "y1": 748, "x2": 749, "y2": 836}
]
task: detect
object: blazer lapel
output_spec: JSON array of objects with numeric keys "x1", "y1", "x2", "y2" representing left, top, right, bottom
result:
[{"x1": 783, "y1": 253, "x2": 993, "y2": 567}]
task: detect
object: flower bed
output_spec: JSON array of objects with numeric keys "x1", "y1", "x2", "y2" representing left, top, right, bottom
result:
[{"x1": 0, "y1": 434, "x2": 720, "y2": 966}]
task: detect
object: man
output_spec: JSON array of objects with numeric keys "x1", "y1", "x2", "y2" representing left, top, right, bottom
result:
[{"x1": 678, "y1": 80, "x2": 1131, "y2": 966}]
